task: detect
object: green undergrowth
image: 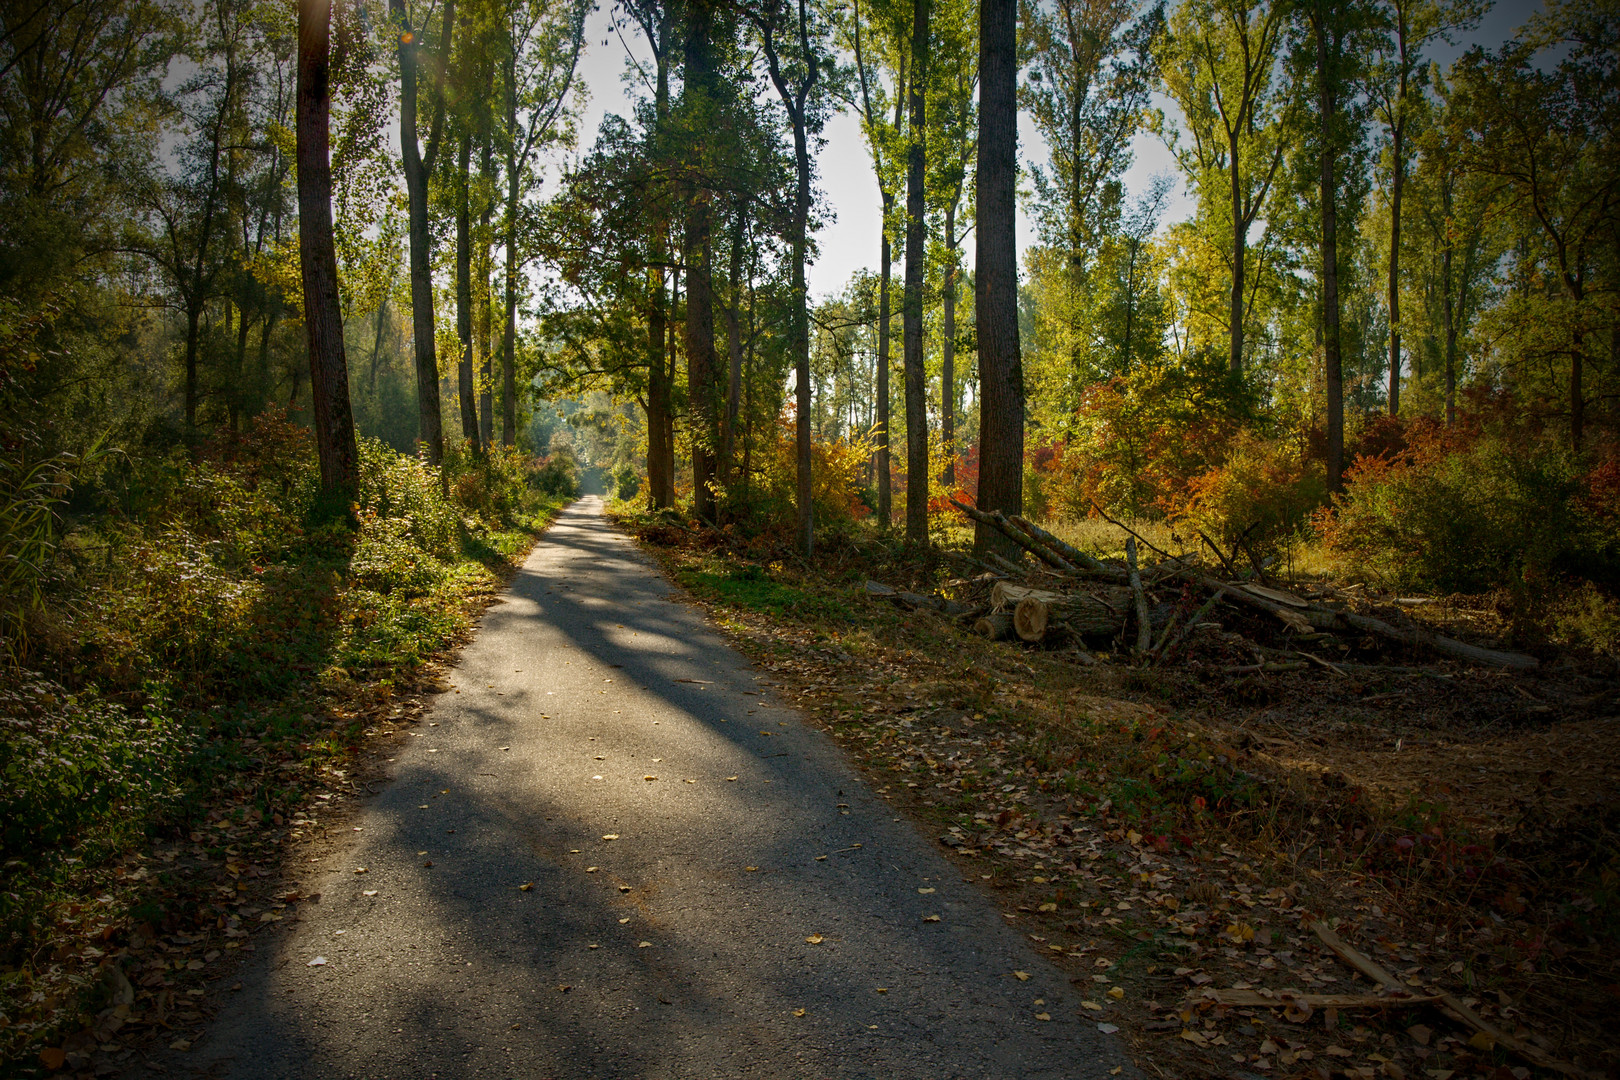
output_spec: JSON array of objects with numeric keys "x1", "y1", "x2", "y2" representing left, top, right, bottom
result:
[{"x1": 0, "y1": 416, "x2": 566, "y2": 1063}]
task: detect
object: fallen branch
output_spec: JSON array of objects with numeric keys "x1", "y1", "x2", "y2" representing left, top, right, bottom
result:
[
  {"x1": 1007, "y1": 515, "x2": 1114, "y2": 575},
  {"x1": 1310, "y1": 922, "x2": 1587, "y2": 1078},
  {"x1": 1152, "y1": 588, "x2": 1226, "y2": 666},
  {"x1": 1127, "y1": 538, "x2": 1152, "y2": 655},
  {"x1": 950, "y1": 499, "x2": 1073, "y2": 571},
  {"x1": 1199, "y1": 989, "x2": 1438, "y2": 1009}
]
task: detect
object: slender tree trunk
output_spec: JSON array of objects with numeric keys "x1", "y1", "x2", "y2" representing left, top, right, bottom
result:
[
  {"x1": 501, "y1": 49, "x2": 520, "y2": 447},
  {"x1": 392, "y1": 0, "x2": 451, "y2": 466},
  {"x1": 1442, "y1": 241, "x2": 1456, "y2": 425},
  {"x1": 296, "y1": 0, "x2": 358, "y2": 499},
  {"x1": 974, "y1": 0, "x2": 1023, "y2": 556},
  {"x1": 942, "y1": 199, "x2": 957, "y2": 487},
  {"x1": 1318, "y1": 15, "x2": 1344, "y2": 494},
  {"x1": 1228, "y1": 144, "x2": 1246, "y2": 380},
  {"x1": 369, "y1": 295, "x2": 387, "y2": 390},
  {"x1": 903, "y1": 0, "x2": 929, "y2": 544},
  {"x1": 184, "y1": 304, "x2": 202, "y2": 438},
  {"x1": 683, "y1": 0, "x2": 719, "y2": 522},
  {"x1": 455, "y1": 133, "x2": 480, "y2": 452},
  {"x1": 477, "y1": 134, "x2": 494, "y2": 449},
  {"x1": 723, "y1": 212, "x2": 744, "y2": 489},
  {"x1": 790, "y1": 127, "x2": 813, "y2": 556},
  {"x1": 1388, "y1": 119, "x2": 1403, "y2": 417},
  {"x1": 877, "y1": 190, "x2": 893, "y2": 527}
]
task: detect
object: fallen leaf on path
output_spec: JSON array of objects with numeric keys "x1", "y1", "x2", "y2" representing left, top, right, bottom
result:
[
  {"x1": 745, "y1": 866, "x2": 759, "y2": 872},
  {"x1": 361, "y1": 890, "x2": 378, "y2": 897},
  {"x1": 1013, "y1": 971, "x2": 1030, "y2": 981},
  {"x1": 1082, "y1": 1001, "x2": 1102, "y2": 1011},
  {"x1": 618, "y1": 885, "x2": 631, "y2": 893},
  {"x1": 1098, "y1": 1023, "x2": 1119, "y2": 1033},
  {"x1": 354, "y1": 867, "x2": 367, "y2": 874},
  {"x1": 1107, "y1": 987, "x2": 1124, "y2": 999},
  {"x1": 169, "y1": 1039, "x2": 192, "y2": 1052},
  {"x1": 619, "y1": 917, "x2": 630, "y2": 923},
  {"x1": 792, "y1": 1008, "x2": 806, "y2": 1017},
  {"x1": 519, "y1": 883, "x2": 533, "y2": 892},
  {"x1": 585, "y1": 867, "x2": 598, "y2": 873},
  {"x1": 875, "y1": 987, "x2": 888, "y2": 993},
  {"x1": 638, "y1": 941, "x2": 652, "y2": 948},
  {"x1": 602, "y1": 834, "x2": 619, "y2": 841},
  {"x1": 1036, "y1": 1012, "x2": 1051, "y2": 1021},
  {"x1": 923, "y1": 915, "x2": 941, "y2": 922},
  {"x1": 805, "y1": 934, "x2": 824, "y2": 944},
  {"x1": 308, "y1": 957, "x2": 328, "y2": 966},
  {"x1": 726, "y1": 776, "x2": 739, "y2": 781},
  {"x1": 643, "y1": 775, "x2": 657, "y2": 781},
  {"x1": 1180, "y1": 1030, "x2": 1209, "y2": 1046},
  {"x1": 918, "y1": 887, "x2": 935, "y2": 894}
]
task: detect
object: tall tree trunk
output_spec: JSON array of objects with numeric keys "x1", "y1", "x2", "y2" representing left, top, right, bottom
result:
[
  {"x1": 723, "y1": 211, "x2": 745, "y2": 489},
  {"x1": 1388, "y1": 118, "x2": 1403, "y2": 416},
  {"x1": 1318, "y1": 13, "x2": 1344, "y2": 494},
  {"x1": 296, "y1": 0, "x2": 358, "y2": 499},
  {"x1": 903, "y1": 0, "x2": 929, "y2": 544},
  {"x1": 974, "y1": 0, "x2": 1023, "y2": 556},
  {"x1": 392, "y1": 0, "x2": 451, "y2": 467},
  {"x1": 790, "y1": 127, "x2": 813, "y2": 557},
  {"x1": 877, "y1": 190, "x2": 893, "y2": 527},
  {"x1": 455, "y1": 133, "x2": 480, "y2": 452},
  {"x1": 942, "y1": 199, "x2": 957, "y2": 487},
  {"x1": 1228, "y1": 143, "x2": 1246, "y2": 380},
  {"x1": 477, "y1": 133, "x2": 494, "y2": 449},
  {"x1": 683, "y1": 0, "x2": 719, "y2": 522},
  {"x1": 644, "y1": 12, "x2": 674, "y2": 505},
  {"x1": 1442, "y1": 241, "x2": 1456, "y2": 425},
  {"x1": 501, "y1": 48, "x2": 520, "y2": 447}
]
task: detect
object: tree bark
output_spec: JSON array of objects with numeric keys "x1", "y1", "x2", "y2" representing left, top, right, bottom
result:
[
  {"x1": 455, "y1": 132, "x2": 480, "y2": 452},
  {"x1": 683, "y1": 0, "x2": 719, "y2": 522},
  {"x1": 903, "y1": 0, "x2": 930, "y2": 544},
  {"x1": 973, "y1": 0, "x2": 1023, "y2": 558},
  {"x1": 393, "y1": 0, "x2": 451, "y2": 467},
  {"x1": 723, "y1": 210, "x2": 745, "y2": 489},
  {"x1": 942, "y1": 199, "x2": 957, "y2": 486},
  {"x1": 1388, "y1": 120, "x2": 1403, "y2": 417},
  {"x1": 1228, "y1": 135, "x2": 1245, "y2": 380},
  {"x1": 296, "y1": 0, "x2": 358, "y2": 499},
  {"x1": 1317, "y1": 11, "x2": 1344, "y2": 494},
  {"x1": 877, "y1": 189, "x2": 894, "y2": 526},
  {"x1": 477, "y1": 131, "x2": 494, "y2": 450}
]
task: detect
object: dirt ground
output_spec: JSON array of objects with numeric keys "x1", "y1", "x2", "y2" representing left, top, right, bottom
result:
[{"x1": 633, "y1": 521, "x2": 1619, "y2": 1080}]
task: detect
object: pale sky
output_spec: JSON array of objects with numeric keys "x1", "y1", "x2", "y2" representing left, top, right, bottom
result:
[{"x1": 558, "y1": 0, "x2": 1542, "y2": 303}]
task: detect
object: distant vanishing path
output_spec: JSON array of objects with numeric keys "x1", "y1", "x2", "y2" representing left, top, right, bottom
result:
[{"x1": 165, "y1": 496, "x2": 1129, "y2": 1079}]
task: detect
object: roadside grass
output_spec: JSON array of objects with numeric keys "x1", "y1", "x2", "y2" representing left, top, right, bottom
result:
[
  {"x1": 621, "y1": 508, "x2": 1616, "y2": 1080},
  {"x1": 0, "y1": 423, "x2": 567, "y2": 1073}
]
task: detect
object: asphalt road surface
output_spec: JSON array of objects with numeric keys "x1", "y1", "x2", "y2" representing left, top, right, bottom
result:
[{"x1": 175, "y1": 497, "x2": 1130, "y2": 1079}]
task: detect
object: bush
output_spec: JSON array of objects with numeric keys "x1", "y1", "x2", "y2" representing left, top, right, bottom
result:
[
  {"x1": 1316, "y1": 421, "x2": 1617, "y2": 593},
  {"x1": 528, "y1": 448, "x2": 582, "y2": 499},
  {"x1": 1166, "y1": 432, "x2": 1325, "y2": 567},
  {"x1": 0, "y1": 673, "x2": 185, "y2": 862},
  {"x1": 744, "y1": 418, "x2": 873, "y2": 535}
]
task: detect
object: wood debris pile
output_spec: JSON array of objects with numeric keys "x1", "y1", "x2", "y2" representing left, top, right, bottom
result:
[{"x1": 862, "y1": 500, "x2": 1541, "y2": 674}]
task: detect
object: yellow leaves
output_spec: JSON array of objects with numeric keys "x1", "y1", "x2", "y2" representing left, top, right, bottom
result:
[
  {"x1": 361, "y1": 889, "x2": 378, "y2": 897},
  {"x1": 1013, "y1": 970, "x2": 1031, "y2": 981},
  {"x1": 1081, "y1": 1000, "x2": 1103, "y2": 1011},
  {"x1": 601, "y1": 834, "x2": 619, "y2": 841},
  {"x1": 874, "y1": 987, "x2": 888, "y2": 994},
  {"x1": 745, "y1": 866, "x2": 760, "y2": 872},
  {"x1": 585, "y1": 866, "x2": 599, "y2": 873},
  {"x1": 792, "y1": 1008, "x2": 806, "y2": 1017},
  {"x1": 1224, "y1": 921, "x2": 1255, "y2": 943},
  {"x1": 643, "y1": 775, "x2": 658, "y2": 781},
  {"x1": 1035, "y1": 1012, "x2": 1052, "y2": 1021},
  {"x1": 1468, "y1": 1031, "x2": 1496, "y2": 1052},
  {"x1": 1180, "y1": 1029, "x2": 1209, "y2": 1046},
  {"x1": 519, "y1": 882, "x2": 533, "y2": 891},
  {"x1": 1106, "y1": 986, "x2": 1124, "y2": 1000},
  {"x1": 918, "y1": 887, "x2": 935, "y2": 894},
  {"x1": 1038, "y1": 902, "x2": 1058, "y2": 912},
  {"x1": 805, "y1": 934, "x2": 824, "y2": 944},
  {"x1": 637, "y1": 941, "x2": 652, "y2": 948},
  {"x1": 922, "y1": 914, "x2": 941, "y2": 922},
  {"x1": 353, "y1": 867, "x2": 368, "y2": 874},
  {"x1": 726, "y1": 776, "x2": 739, "y2": 782}
]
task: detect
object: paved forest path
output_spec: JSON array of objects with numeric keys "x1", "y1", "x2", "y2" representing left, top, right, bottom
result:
[{"x1": 174, "y1": 497, "x2": 1127, "y2": 1079}]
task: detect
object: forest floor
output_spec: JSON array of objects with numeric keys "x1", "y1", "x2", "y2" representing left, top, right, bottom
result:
[{"x1": 620, "y1": 513, "x2": 1619, "y2": 1080}]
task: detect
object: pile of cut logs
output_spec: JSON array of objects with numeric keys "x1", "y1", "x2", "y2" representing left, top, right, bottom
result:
[{"x1": 864, "y1": 500, "x2": 1540, "y2": 673}]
